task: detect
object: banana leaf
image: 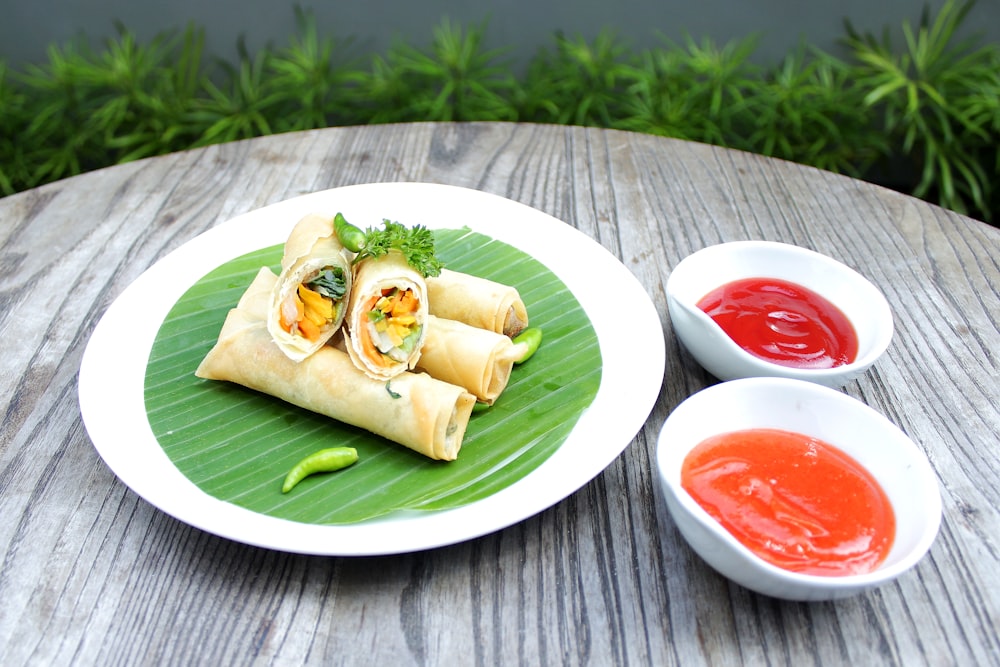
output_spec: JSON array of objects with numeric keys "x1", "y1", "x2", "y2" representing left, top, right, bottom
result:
[{"x1": 144, "y1": 227, "x2": 601, "y2": 524}]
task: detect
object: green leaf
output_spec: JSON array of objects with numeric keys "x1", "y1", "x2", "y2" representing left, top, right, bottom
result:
[
  {"x1": 354, "y1": 219, "x2": 444, "y2": 277},
  {"x1": 144, "y1": 228, "x2": 601, "y2": 525}
]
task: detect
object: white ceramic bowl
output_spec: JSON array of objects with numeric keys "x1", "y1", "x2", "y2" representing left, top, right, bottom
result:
[
  {"x1": 656, "y1": 377, "x2": 941, "y2": 601},
  {"x1": 666, "y1": 241, "x2": 894, "y2": 388}
]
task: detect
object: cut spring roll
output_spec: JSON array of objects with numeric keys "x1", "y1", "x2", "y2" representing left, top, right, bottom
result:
[
  {"x1": 344, "y1": 249, "x2": 429, "y2": 381},
  {"x1": 197, "y1": 269, "x2": 475, "y2": 461},
  {"x1": 425, "y1": 268, "x2": 529, "y2": 337},
  {"x1": 417, "y1": 315, "x2": 523, "y2": 405},
  {"x1": 267, "y1": 213, "x2": 353, "y2": 362},
  {"x1": 239, "y1": 267, "x2": 276, "y2": 319}
]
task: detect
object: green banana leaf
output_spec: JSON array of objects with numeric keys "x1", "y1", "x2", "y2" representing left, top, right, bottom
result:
[{"x1": 144, "y1": 227, "x2": 601, "y2": 525}]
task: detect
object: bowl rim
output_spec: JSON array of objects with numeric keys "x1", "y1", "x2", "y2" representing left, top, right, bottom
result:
[
  {"x1": 656, "y1": 377, "x2": 942, "y2": 590},
  {"x1": 665, "y1": 240, "x2": 894, "y2": 380}
]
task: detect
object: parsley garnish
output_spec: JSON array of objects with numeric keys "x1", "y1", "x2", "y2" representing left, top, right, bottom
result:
[
  {"x1": 353, "y1": 219, "x2": 443, "y2": 278},
  {"x1": 306, "y1": 267, "x2": 347, "y2": 300}
]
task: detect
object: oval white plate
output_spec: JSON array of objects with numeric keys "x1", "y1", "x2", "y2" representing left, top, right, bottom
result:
[{"x1": 78, "y1": 182, "x2": 665, "y2": 555}]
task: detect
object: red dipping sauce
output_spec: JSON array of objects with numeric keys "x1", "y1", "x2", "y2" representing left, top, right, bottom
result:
[
  {"x1": 681, "y1": 428, "x2": 896, "y2": 576},
  {"x1": 696, "y1": 277, "x2": 858, "y2": 369}
]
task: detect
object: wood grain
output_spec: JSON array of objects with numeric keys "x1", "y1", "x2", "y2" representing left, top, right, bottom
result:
[{"x1": 1, "y1": 122, "x2": 998, "y2": 666}]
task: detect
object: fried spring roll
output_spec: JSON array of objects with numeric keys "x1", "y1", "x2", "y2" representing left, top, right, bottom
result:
[
  {"x1": 425, "y1": 268, "x2": 528, "y2": 337},
  {"x1": 267, "y1": 213, "x2": 352, "y2": 362},
  {"x1": 344, "y1": 250, "x2": 429, "y2": 381},
  {"x1": 197, "y1": 269, "x2": 475, "y2": 461},
  {"x1": 416, "y1": 315, "x2": 523, "y2": 405}
]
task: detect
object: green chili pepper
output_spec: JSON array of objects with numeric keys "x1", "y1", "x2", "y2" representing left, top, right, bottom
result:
[
  {"x1": 281, "y1": 446, "x2": 359, "y2": 493},
  {"x1": 334, "y1": 212, "x2": 366, "y2": 253},
  {"x1": 512, "y1": 327, "x2": 542, "y2": 364}
]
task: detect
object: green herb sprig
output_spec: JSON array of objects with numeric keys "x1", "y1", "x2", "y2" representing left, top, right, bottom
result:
[
  {"x1": 306, "y1": 266, "x2": 347, "y2": 300},
  {"x1": 334, "y1": 214, "x2": 443, "y2": 277}
]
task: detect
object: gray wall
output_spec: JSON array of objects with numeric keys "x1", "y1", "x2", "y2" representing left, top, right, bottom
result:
[{"x1": 2, "y1": 0, "x2": 998, "y2": 71}]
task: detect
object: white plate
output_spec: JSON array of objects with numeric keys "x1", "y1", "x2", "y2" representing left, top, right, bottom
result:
[{"x1": 78, "y1": 182, "x2": 665, "y2": 555}]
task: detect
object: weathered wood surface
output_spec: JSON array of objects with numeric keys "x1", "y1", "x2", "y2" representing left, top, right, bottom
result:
[{"x1": 1, "y1": 122, "x2": 997, "y2": 666}]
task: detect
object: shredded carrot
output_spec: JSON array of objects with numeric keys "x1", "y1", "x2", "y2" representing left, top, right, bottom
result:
[
  {"x1": 359, "y1": 320, "x2": 389, "y2": 366},
  {"x1": 392, "y1": 289, "x2": 418, "y2": 317},
  {"x1": 354, "y1": 290, "x2": 421, "y2": 366},
  {"x1": 279, "y1": 292, "x2": 306, "y2": 333},
  {"x1": 358, "y1": 296, "x2": 390, "y2": 366},
  {"x1": 298, "y1": 317, "x2": 321, "y2": 341}
]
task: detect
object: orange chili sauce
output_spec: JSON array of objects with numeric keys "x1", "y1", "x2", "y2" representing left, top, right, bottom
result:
[
  {"x1": 681, "y1": 428, "x2": 895, "y2": 576},
  {"x1": 696, "y1": 277, "x2": 859, "y2": 369}
]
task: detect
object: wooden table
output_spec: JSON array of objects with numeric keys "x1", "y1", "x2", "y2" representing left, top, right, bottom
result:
[{"x1": 2, "y1": 122, "x2": 998, "y2": 666}]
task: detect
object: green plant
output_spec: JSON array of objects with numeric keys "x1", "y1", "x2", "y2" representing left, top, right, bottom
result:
[
  {"x1": 744, "y1": 46, "x2": 888, "y2": 177},
  {"x1": 0, "y1": 61, "x2": 29, "y2": 195},
  {"x1": 354, "y1": 18, "x2": 518, "y2": 123},
  {"x1": 843, "y1": 0, "x2": 999, "y2": 219},
  {"x1": 616, "y1": 34, "x2": 760, "y2": 146},
  {"x1": 520, "y1": 29, "x2": 635, "y2": 127},
  {"x1": 14, "y1": 37, "x2": 106, "y2": 186},
  {"x1": 190, "y1": 39, "x2": 281, "y2": 146},
  {"x1": 97, "y1": 23, "x2": 207, "y2": 162},
  {"x1": 266, "y1": 7, "x2": 364, "y2": 130},
  {"x1": 354, "y1": 53, "x2": 418, "y2": 124},
  {"x1": 672, "y1": 34, "x2": 762, "y2": 147},
  {"x1": 1, "y1": 23, "x2": 208, "y2": 191},
  {"x1": 1, "y1": 5, "x2": 998, "y2": 223},
  {"x1": 614, "y1": 46, "x2": 702, "y2": 140}
]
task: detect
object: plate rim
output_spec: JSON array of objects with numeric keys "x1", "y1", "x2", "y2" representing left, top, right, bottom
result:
[{"x1": 78, "y1": 182, "x2": 665, "y2": 555}]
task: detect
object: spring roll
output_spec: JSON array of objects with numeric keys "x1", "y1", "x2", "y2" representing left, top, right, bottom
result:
[
  {"x1": 425, "y1": 268, "x2": 528, "y2": 337},
  {"x1": 239, "y1": 267, "x2": 276, "y2": 319},
  {"x1": 416, "y1": 315, "x2": 523, "y2": 405},
  {"x1": 267, "y1": 213, "x2": 353, "y2": 362},
  {"x1": 344, "y1": 250, "x2": 429, "y2": 380},
  {"x1": 197, "y1": 269, "x2": 475, "y2": 461}
]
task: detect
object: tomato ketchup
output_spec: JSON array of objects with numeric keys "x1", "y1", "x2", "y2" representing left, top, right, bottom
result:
[
  {"x1": 696, "y1": 277, "x2": 858, "y2": 369},
  {"x1": 681, "y1": 428, "x2": 895, "y2": 576}
]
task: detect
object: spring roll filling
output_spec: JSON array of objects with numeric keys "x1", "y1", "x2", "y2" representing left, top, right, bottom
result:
[
  {"x1": 278, "y1": 265, "x2": 348, "y2": 342},
  {"x1": 360, "y1": 287, "x2": 423, "y2": 364}
]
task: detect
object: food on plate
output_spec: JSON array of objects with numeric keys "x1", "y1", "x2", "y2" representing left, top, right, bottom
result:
[
  {"x1": 344, "y1": 249, "x2": 430, "y2": 380},
  {"x1": 511, "y1": 328, "x2": 542, "y2": 364},
  {"x1": 330, "y1": 215, "x2": 445, "y2": 380},
  {"x1": 267, "y1": 213, "x2": 352, "y2": 362},
  {"x1": 196, "y1": 215, "x2": 539, "y2": 464},
  {"x1": 425, "y1": 268, "x2": 529, "y2": 337},
  {"x1": 237, "y1": 267, "x2": 276, "y2": 319},
  {"x1": 196, "y1": 269, "x2": 476, "y2": 461},
  {"x1": 333, "y1": 212, "x2": 366, "y2": 253},
  {"x1": 341, "y1": 215, "x2": 444, "y2": 279},
  {"x1": 416, "y1": 315, "x2": 524, "y2": 405},
  {"x1": 281, "y1": 446, "x2": 359, "y2": 493}
]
